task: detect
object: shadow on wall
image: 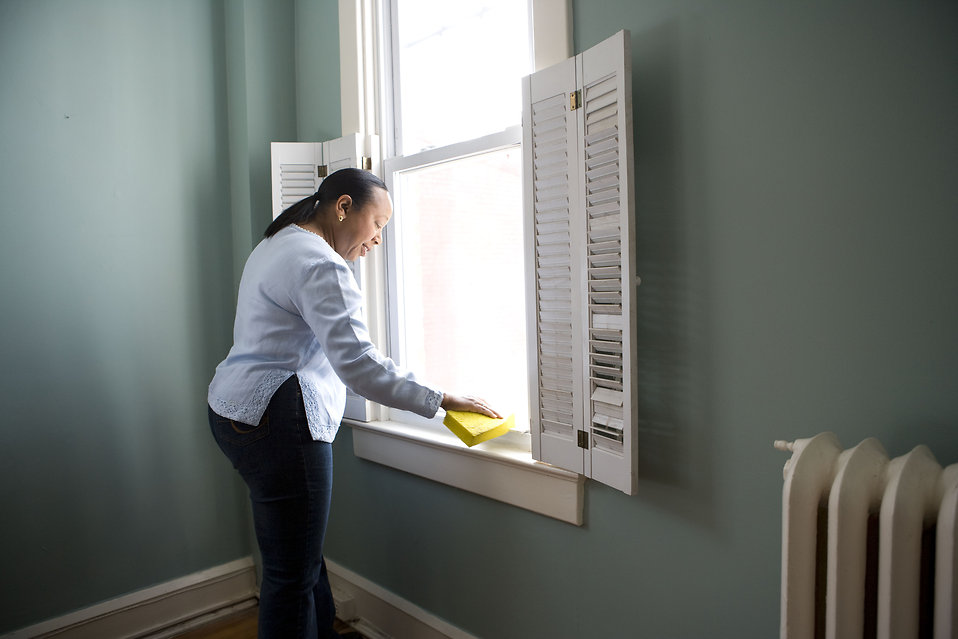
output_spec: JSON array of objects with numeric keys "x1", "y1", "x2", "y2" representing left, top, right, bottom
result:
[{"x1": 631, "y1": 17, "x2": 715, "y2": 527}]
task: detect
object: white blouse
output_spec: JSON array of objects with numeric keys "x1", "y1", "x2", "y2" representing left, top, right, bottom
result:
[{"x1": 208, "y1": 224, "x2": 442, "y2": 442}]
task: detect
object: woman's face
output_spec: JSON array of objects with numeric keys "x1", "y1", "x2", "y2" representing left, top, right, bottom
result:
[{"x1": 337, "y1": 188, "x2": 392, "y2": 262}]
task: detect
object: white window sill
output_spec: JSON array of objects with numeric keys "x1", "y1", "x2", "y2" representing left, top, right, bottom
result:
[{"x1": 345, "y1": 419, "x2": 584, "y2": 525}]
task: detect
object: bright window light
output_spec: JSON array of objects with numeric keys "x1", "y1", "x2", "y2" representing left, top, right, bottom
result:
[
  {"x1": 394, "y1": 0, "x2": 532, "y2": 153},
  {"x1": 393, "y1": 147, "x2": 529, "y2": 430}
]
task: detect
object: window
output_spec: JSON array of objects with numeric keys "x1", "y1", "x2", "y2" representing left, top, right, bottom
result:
[
  {"x1": 386, "y1": 143, "x2": 529, "y2": 431},
  {"x1": 335, "y1": 0, "x2": 627, "y2": 524},
  {"x1": 379, "y1": 6, "x2": 638, "y2": 495},
  {"x1": 381, "y1": 0, "x2": 532, "y2": 432}
]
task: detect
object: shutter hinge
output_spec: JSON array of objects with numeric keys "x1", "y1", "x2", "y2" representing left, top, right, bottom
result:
[
  {"x1": 317, "y1": 164, "x2": 329, "y2": 178},
  {"x1": 361, "y1": 156, "x2": 372, "y2": 171},
  {"x1": 570, "y1": 89, "x2": 582, "y2": 111},
  {"x1": 577, "y1": 430, "x2": 590, "y2": 449}
]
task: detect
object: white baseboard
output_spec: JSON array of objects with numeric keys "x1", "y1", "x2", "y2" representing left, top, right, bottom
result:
[
  {"x1": 327, "y1": 559, "x2": 478, "y2": 639},
  {"x1": 3, "y1": 557, "x2": 258, "y2": 639}
]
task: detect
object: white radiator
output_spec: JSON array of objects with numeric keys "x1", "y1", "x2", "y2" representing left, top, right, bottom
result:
[{"x1": 776, "y1": 432, "x2": 958, "y2": 639}]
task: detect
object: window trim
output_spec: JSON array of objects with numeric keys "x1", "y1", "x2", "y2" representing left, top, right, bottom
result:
[
  {"x1": 338, "y1": 0, "x2": 582, "y2": 524},
  {"x1": 347, "y1": 417, "x2": 584, "y2": 525}
]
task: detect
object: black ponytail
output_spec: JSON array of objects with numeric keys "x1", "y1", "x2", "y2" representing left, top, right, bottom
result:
[{"x1": 264, "y1": 167, "x2": 388, "y2": 238}]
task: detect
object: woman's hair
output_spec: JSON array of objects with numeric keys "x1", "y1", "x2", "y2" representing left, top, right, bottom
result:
[{"x1": 264, "y1": 167, "x2": 388, "y2": 238}]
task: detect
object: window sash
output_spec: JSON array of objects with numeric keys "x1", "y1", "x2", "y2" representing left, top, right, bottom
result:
[
  {"x1": 376, "y1": 0, "x2": 571, "y2": 433},
  {"x1": 382, "y1": 126, "x2": 523, "y2": 427}
]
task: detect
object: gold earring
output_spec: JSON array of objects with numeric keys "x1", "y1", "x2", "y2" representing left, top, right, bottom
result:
[{"x1": 338, "y1": 215, "x2": 344, "y2": 222}]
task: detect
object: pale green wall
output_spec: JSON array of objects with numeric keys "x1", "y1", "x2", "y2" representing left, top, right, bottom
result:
[
  {"x1": 0, "y1": 0, "x2": 336, "y2": 633},
  {"x1": 323, "y1": 2, "x2": 958, "y2": 638},
  {"x1": 294, "y1": 0, "x2": 342, "y2": 143}
]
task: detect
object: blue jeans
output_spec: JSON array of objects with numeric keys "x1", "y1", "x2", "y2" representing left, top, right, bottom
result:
[{"x1": 208, "y1": 375, "x2": 340, "y2": 639}]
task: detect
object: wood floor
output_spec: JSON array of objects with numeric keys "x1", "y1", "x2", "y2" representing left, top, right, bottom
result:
[{"x1": 171, "y1": 606, "x2": 362, "y2": 639}]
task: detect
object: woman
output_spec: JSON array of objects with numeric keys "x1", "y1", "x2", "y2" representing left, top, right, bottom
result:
[{"x1": 207, "y1": 168, "x2": 500, "y2": 638}]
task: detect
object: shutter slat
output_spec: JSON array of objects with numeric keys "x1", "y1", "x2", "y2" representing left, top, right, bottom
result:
[{"x1": 585, "y1": 135, "x2": 618, "y2": 156}]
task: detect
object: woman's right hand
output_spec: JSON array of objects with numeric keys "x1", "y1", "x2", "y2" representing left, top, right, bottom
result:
[{"x1": 441, "y1": 393, "x2": 503, "y2": 420}]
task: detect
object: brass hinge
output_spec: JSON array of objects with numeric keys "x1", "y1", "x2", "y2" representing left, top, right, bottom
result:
[
  {"x1": 570, "y1": 89, "x2": 582, "y2": 111},
  {"x1": 577, "y1": 430, "x2": 589, "y2": 449},
  {"x1": 361, "y1": 156, "x2": 372, "y2": 171},
  {"x1": 317, "y1": 164, "x2": 328, "y2": 178}
]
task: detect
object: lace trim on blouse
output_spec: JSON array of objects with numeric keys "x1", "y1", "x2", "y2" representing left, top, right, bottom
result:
[
  {"x1": 298, "y1": 375, "x2": 341, "y2": 442},
  {"x1": 209, "y1": 370, "x2": 291, "y2": 426},
  {"x1": 424, "y1": 387, "x2": 443, "y2": 417}
]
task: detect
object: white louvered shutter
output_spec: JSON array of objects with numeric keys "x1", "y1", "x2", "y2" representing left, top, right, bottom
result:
[
  {"x1": 269, "y1": 133, "x2": 381, "y2": 422},
  {"x1": 522, "y1": 54, "x2": 586, "y2": 475},
  {"x1": 523, "y1": 30, "x2": 637, "y2": 494},
  {"x1": 271, "y1": 142, "x2": 324, "y2": 216}
]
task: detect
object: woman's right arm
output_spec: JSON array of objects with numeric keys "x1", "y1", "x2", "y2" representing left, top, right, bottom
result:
[
  {"x1": 292, "y1": 259, "x2": 439, "y2": 417},
  {"x1": 296, "y1": 259, "x2": 502, "y2": 419}
]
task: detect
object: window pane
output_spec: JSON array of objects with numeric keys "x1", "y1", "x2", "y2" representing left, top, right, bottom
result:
[
  {"x1": 394, "y1": 0, "x2": 531, "y2": 154},
  {"x1": 394, "y1": 147, "x2": 529, "y2": 430}
]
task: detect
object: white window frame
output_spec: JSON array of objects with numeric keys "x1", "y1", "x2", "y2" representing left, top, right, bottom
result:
[{"x1": 337, "y1": 0, "x2": 584, "y2": 525}]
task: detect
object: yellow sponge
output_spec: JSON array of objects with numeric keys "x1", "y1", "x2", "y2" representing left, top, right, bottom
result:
[{"x1": 443, "y1": 411, "x2": 514, "y2": 447}]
